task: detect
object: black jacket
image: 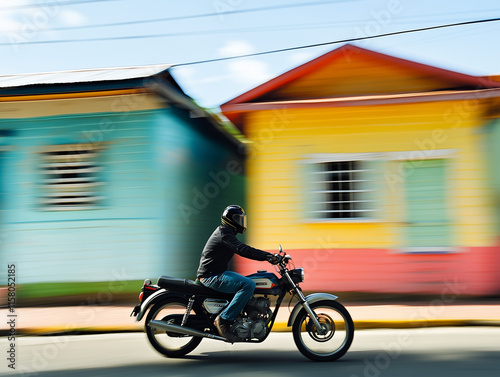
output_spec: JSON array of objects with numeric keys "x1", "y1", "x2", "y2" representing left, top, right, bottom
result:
[{"x1": 197, "y1": 225, "x2": 271, "y2": 278}]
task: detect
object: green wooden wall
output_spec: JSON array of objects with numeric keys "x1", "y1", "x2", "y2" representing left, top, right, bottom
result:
[{"x1": 0, "y1": 106, "x2": 244, "y2": 284}]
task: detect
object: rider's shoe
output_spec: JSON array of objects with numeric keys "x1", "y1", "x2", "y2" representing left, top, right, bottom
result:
[{"x1": 214, "y1": 315, "x2": 239, "y2": 343}]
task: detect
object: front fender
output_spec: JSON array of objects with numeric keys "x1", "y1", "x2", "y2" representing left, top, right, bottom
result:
[{"x1": 286, "y1": 293, "x2": 338, "y2": 327}]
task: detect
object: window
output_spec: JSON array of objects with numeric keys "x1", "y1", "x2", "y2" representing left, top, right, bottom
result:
[
  {"x1": 39, "y1": 143, "x2": 104, "y2": 210},
  {"x1": 307, "y1": 158, "x2": 376, "y2": 220},
  {"x1": 403, "y1": 158, "x2": 452, "y2": 252}
]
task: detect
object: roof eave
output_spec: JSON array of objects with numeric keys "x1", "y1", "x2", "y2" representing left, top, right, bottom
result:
[
  {"x1": 223, "y1": 88, "x2": 500, "y2": 132},
  {"x1": 220, "y1": 44, "x2": 500, "y2": 109},
  {"x1": 147, "y1": 76, "x2": 245, "y2": 155}
]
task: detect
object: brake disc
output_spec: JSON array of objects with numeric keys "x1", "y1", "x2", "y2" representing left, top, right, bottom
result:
[{"x1": 306, "y1": 313, "x2": 335, "y2": 342}]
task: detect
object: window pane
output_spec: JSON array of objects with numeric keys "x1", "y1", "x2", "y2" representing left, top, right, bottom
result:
[
  {"x1": 309, "y1": 160, "x2": 374, "y2": 220},
  {"x1": 39, "y1": 144, "x2": 104, "y2": 211}
]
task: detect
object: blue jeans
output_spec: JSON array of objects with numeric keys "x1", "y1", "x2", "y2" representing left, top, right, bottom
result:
[{"x1": 201, "y1": 271, "x2": 256, "y2": 321}]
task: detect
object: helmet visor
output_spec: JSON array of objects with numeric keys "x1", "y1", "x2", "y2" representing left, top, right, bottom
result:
[{"x1": 233, "y1": 213, "x2": 247, "y2": 232}]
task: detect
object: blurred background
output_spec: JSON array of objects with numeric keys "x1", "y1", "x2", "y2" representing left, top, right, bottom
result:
[{"x1": 1, "y1": 0, "x2": 500, "y2": 306}]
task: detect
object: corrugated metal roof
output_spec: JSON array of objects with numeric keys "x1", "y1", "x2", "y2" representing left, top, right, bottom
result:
[{"x1": 0, "y1": 64, "x2": 172, "y2": 88}]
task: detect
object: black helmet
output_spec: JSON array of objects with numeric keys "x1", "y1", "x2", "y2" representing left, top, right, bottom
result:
[{"x1": 221, "y1": 205, "x2": 247, "y2": 234}]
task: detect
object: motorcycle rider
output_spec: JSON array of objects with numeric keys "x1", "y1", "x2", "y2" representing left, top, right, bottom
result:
[{"x1": 196, "y1": 204, "x2": 280, "y2": 342}]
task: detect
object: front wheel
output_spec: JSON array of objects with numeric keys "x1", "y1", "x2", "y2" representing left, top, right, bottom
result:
[
  {"x1": 292, "y1": 300, "x2": 354, "y2": 361},
  {"x1": 145, "y1": 298, "x2": 203, "y2": 358}
]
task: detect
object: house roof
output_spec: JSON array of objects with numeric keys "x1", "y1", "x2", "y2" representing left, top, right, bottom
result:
[
  {"x1": 0, "y1": 64, "x2": 245, "y2": 154},
  {"x1": 0, "y1": 65, "x2": 173, "y2": 88},
  {"x1": 0, "y1": 64, "x2": 186, "y2": 97},
  {"x1": 220, "y1": 44, "x2": 500, "y2": 130}
]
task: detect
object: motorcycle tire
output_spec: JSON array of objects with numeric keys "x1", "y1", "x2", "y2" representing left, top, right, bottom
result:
[
  {"x1": 145, "y1": 298, "x2": 203, "y2": 358},
  {"x1": 292, "y1": 299, "x2": 354, "y2": 362}
]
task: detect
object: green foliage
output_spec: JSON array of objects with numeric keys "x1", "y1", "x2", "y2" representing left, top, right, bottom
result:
[{"x1": 16, "y1": 280, "x2": 144, "y2": 299}]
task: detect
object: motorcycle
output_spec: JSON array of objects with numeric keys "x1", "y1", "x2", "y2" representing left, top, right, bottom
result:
[{"x1": 130, "y1": 245, "x2": 354, "y2": 362}]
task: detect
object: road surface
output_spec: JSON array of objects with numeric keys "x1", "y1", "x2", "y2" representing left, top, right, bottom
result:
[{"x1": 3, "y1": 327, "x2": 500, "y2": 376}]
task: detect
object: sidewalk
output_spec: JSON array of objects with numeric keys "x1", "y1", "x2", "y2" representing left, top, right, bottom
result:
[{"x1": 4, "y1": 302, "x2": 500, "y2": 335}]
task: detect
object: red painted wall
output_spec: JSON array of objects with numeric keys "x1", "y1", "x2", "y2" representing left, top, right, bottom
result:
[{"x1": 235, "y1": 241, "x2": 500, "y2": 296}]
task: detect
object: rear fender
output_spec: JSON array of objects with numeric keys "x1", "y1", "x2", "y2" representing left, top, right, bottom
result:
[
  {"x1": 135, "y1": 289, "x2": 190, "y2": 322},
  {"x1": 286, "y1": 293, "x2": 338, "y2": 327}
]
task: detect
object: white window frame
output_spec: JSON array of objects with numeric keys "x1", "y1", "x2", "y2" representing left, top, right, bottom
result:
[
  {"x1": 303, "y1": 153, "x2": 381, "y2": 222},
  {"x1": 38, "y1": 143, "x2": 105, "y2": 211}
]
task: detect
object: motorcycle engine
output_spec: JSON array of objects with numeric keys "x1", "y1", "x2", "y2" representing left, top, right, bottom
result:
[{"x1": 231, "y1": 296, "x2": 271, "y2": 341}]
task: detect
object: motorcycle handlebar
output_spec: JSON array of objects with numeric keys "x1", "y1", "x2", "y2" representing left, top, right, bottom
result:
[
  {"x1": 275, "y1": 245, "x2": 292, "y2": 266},
  {"x1": 276, "y1": 254, "x2": 292, "y2": 266}
]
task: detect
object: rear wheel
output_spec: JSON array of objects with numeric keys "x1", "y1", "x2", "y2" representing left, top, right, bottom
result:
[
  {"x1": 145, "y1": 298, "x2": 203, "y2": 358},
  {"x1": 292, "y1": 300, "x2": 354, "y2": 361}
]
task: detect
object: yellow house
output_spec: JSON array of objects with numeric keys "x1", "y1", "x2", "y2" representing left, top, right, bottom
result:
[{"x1": 221, "y1": 44, "x2": 500, "y2": 296}]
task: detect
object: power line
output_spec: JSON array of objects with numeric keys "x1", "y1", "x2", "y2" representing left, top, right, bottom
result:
[
  {"x1": 35, "y1": 0, "x2": 353, "y2": 32},
  {"x1": 3, "y1": 21, "x2": 355, "y2": 44},
  {"x1": 2, "y1": 1, "x2": 497, "y2": 43},
  {"x1": 172, "y1": 17, "x2": 500, "y2": 67},
  {"x1": 2, "y1": 16, "x2": 499, "y2": 59},
  {"x1": 0, "y1": 0, "x2": 123, "y2": 11},
  {"x1": 1, "y1": 7, "x2": 499, "y2": 34}
]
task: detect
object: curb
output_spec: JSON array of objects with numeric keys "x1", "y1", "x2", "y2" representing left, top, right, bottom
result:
[
  {"x1": 352, "y1": 319, "x2": 500, "y2": 329},
  {"x1": 10, "y1": 319, "x2": 500, "y2": 336}
]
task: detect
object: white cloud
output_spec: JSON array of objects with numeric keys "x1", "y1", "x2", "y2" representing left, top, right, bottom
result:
[
  {"x1": 0, "y1": 2, "x2": 86, "y2": 39},
  {"x1": 0, "y1": 14, "x2": 22, "y2": 32},
  {"x1": 215, "y1": 40, "x2": 273, "y2": 87},
  {"x1": 0, "y1": 0, "x2": 31, "y2": 33},
  {"x1": 218, "y1": 40, "x2": 255, "y2": 57},
  {"x1": 227, "y1": 59, "x2": 272, "y2": 86},
  {"x1": 58, "y1": 9, "x2": 86, "y2": 27}
]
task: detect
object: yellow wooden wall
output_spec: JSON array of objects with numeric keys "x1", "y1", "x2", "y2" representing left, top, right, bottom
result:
[{"x1": 243, "y1": 100, "x2": 497, "y2": 252}]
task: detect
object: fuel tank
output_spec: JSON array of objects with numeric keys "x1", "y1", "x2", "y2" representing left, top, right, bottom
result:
[{"x1": 246, "y1": 271, "x2": 283, "y2": 295}]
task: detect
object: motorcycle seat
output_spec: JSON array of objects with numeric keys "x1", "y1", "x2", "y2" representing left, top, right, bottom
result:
[{"x1": 157, "y1": 276, "x2": 229, "y2": 297}]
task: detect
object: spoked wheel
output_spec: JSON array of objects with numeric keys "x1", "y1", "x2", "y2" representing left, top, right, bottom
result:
[
  {"x1": 145, "y1": 298, "x2": 203, "y2": 358},
  {"x1": 292, "y1": 300, "x2": 354, "y2": 361}
]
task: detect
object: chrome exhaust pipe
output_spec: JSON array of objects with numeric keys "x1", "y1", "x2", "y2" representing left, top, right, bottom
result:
[{"x1": 148, "y1": 320, "x2": 227, "y2": 342}]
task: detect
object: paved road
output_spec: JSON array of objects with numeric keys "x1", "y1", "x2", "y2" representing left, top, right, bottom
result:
[{"x1": 3, "y1": 328, "x2": 500, "y2": 377}]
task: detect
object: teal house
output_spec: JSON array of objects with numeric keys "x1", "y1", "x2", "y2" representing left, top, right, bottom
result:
[{"x1": 0, "y1": 66, "x2": 244, "y2": 288}]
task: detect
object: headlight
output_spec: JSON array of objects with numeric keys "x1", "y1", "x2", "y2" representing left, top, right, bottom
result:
[{"x1": 290, "y1": 268, "x2": 305, "y2": 284}]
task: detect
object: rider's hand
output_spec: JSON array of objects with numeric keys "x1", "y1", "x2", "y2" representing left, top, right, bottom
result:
[{"x1": 266, "y1": 253, "x2": 281, "y2": 265}]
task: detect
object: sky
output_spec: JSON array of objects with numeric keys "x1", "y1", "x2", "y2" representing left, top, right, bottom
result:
[{"x1": 1, "y1": 0, "x2": 500, "y2": 109}]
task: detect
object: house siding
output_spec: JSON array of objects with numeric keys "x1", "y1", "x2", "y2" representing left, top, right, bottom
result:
[
  {"x1": 0, "y1": 105, "x2": 244, "y2": 283},
  {"x1": 235, "y1": 100, "x2": 500, "y2": 295}
]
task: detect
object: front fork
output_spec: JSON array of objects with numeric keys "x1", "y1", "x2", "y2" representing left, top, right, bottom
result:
[
  {"x1": 295, "y1": 289, "x2": 327, "y2": 335},
  {"x1": 283, "y1": 269, "x2": 326, "y2": 335}
]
